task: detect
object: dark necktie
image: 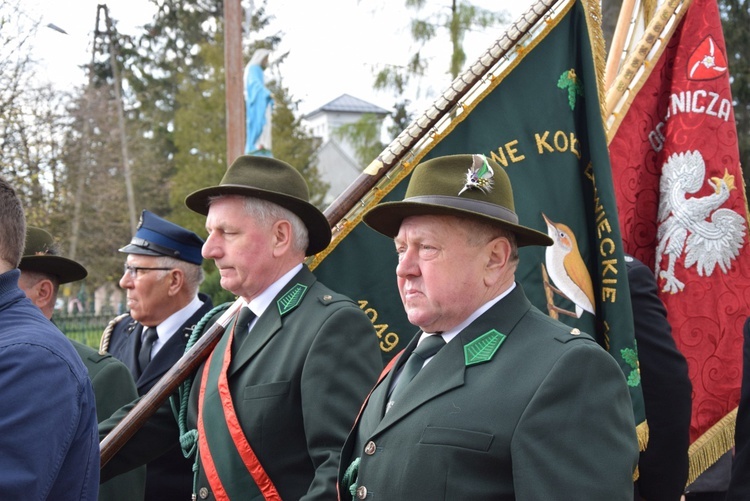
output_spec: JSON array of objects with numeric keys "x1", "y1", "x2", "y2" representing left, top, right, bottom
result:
[
  {"x1": 138, "y1": 326, "x2": 158, "y2": 375},
  {"x1": 345, "y1": 334, "x2": 447, "y2": 491},
  {"x1": 232, "y1": 306, "x2": 255, "y2": 356},
  {"x1": 386, "y1": 334, "x2": 446, "y2": 412}
]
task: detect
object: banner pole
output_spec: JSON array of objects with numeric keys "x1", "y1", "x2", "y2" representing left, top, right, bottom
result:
[{"x1": 321, "y1": 0, "x2": 562, "y2": 230}]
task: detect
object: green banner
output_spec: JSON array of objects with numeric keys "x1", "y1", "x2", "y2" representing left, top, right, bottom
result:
[{"x1": 314, "y1": 0, "x2": 645, "y2": 429}]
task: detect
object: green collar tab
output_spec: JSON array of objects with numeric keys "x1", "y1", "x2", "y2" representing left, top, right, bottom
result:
[
  {"x1": 464, "y1": 329, "x2": 506, "y2": 366},
  {"x1": 277, "y1": 283, "x2": 308, "y2": 316}
]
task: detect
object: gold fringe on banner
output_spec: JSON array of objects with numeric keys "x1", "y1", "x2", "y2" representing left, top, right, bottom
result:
[
  {"x1": 686, "y1": 408, "x2": 737, "y2": 487},
  {"x1": 630, "y1": 421, "x2": 650, "y2": 481},
  {"x1": 637, "y1": 420, "x2": 650, "y2": 453},
  {"x1": 580, "y1": 0, "x2": 608, "y2": 119}
]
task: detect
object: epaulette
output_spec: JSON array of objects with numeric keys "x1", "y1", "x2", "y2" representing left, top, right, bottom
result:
[
  {"x1": 554, "y1": 327, "x2": 595, "y2": 344},
  {"x1": 316, "y1": 292, "x2": 351, "y2": 306},
  {"x1": 85, "y1": 350, "x2": 112, "y2": 364}
]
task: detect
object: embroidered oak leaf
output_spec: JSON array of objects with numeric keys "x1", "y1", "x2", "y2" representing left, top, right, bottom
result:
[
  {"x1": 464, "y1": 329, "x2": 507, "y2": 366},
  {"x1": 620, "y1": 345, "x2": 641, "y2": 388},
  {"x1": 557, "y1": 68, "x2": 584, "y2": 110}
]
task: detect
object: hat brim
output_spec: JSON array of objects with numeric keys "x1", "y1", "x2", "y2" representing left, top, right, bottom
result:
[
  {"x1": 363, "y1": 200, "x2": 553, "y2": 247},
  {"x1": 19, "y1": 256, "x2": 88, "y2": 284},
  {"x1": 185, "y1": 184, "x2": 331, "y2": 256}
]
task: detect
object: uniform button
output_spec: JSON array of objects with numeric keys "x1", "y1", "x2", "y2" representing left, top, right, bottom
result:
[
  {"x1": 570, "y1": 328, "x2": 581, "y2": 335},
  {"x1": 356, "y1": 485, "x2": 368, "y2": 499},
  {"x1": 198, "y1": 487, "x2": 209, "y2": 499},
  {"x1": 364, "y1": 441, "x2": 376, "y2": 455}
]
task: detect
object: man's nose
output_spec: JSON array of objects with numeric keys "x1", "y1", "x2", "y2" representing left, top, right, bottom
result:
[{"x1": 396, "y1": 248, "x2": 419, "y2": 278}]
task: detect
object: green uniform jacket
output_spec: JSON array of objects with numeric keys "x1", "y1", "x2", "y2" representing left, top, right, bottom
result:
[
  {"x1": 339, "y1": 284, "x2": 639, "y2": 500},
  {"x1": 71, "y1": 340, "x2": 145, "y2": 501},
  {"x1": 101, "y1": 266, "x2": 382, "y2": 500}
]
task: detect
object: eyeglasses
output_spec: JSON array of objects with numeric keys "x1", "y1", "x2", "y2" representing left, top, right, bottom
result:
[{"x1": 123, "y1": 264, "x2": 173, "y2": 279}]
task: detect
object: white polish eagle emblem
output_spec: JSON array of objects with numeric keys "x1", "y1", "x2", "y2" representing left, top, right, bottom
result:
[{"x1": 655, "y1": 150, "x2": 746, "y2": 293}]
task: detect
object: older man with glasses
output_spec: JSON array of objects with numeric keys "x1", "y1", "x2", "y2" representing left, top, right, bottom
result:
[{"x1": 100, "y1": 209, "x2": 214, "y2": 501}]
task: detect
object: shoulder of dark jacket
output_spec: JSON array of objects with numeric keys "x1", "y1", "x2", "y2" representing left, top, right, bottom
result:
[
  {"x1": 111, "y1": 313, "x2": 138, "y2": 334},
  {"x1": 313, "y1": 290, "x2": 357, "y2": 307},
  {"x1": 309, "y1": 280, "x2": 358, "y2": 307},
  {"x1": 71, "y1": 338, "x2": 115, "y2": 364},
  {"x1": 527, "y1": 307, "x2": 597, "y2": 344}
]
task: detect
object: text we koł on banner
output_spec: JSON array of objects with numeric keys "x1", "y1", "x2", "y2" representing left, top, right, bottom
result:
[
  {"x1": 312, "y1": 0, "x2": 646, "y2": 437},
  {"x1": 608, "y1": 0, "x2": 749, "y2": 476}
]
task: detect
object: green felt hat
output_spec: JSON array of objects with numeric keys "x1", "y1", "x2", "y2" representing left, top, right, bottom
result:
[
  {"x1": 363, "y1": 154, "x2": 553, "y2": 247},
  {"x1": 19, "y1": 227, "x2": 88, "y2": 283},
  {"x1": 185, "y1": 155, "x2": 331, "y2": 256}
]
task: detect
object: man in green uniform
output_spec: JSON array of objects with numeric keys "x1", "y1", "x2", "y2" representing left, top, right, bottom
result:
[
  {"x1": 100, "y1": 155, "x2": 382, "y2": 500},
  {"x1": 339, "y1": 154, "x2": 639, "y2": 500}
]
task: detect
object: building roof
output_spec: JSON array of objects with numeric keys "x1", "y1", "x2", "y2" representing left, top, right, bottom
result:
[{"x1": 305, "y1": 94, "x2": 390, "y2": 119}]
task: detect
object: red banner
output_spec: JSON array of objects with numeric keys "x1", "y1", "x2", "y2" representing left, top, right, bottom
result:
[{"x1": 609, "y1": 0, "x2": 749, "y2": 446}]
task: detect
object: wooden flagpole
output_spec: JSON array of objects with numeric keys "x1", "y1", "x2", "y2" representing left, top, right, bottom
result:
[
  {"x1": 100, "y1": 299, "x2": 244, "y2": 467},
  {"x1": 604, "y1": 0, "x2": 694, "y2": 139},
  {"x1": 604, "y1": 0, "x2": 639, "y2": 91},
  {"x1": 321, "y1": 0, "x2": 562, "y2": 232},
  {"x1": 225, "y1": 0, "x2": 244, "y2": 166}
]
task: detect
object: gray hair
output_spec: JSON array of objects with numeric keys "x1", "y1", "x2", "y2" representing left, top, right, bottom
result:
[
  {"x1": 207, "y1": 195, "x2": 309, "y2": 255},
  {"x1": 242, "y1": 197, "x2": 309, "y2": 255},
  {"x1": 154, "y1": 256, "x2": 204, "y2": 295},
  {"x1": 0, "y1": 176, "x2": 26, "y2": 268},
  {"x1": 458, "y1": 216, "x2": 519, "y2": 265}
]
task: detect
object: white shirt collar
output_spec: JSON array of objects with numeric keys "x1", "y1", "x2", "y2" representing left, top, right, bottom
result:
[
  {"x1": 244, "y1": 263, "x2": 303, "y2": 325},
  {"x1": 146, "y1": 294, "x2": 204, "y2": 356}
]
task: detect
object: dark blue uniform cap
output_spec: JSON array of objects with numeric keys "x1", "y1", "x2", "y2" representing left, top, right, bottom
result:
[{"x1": 119, "y1": 210, "x2": 204, "y2": 265}]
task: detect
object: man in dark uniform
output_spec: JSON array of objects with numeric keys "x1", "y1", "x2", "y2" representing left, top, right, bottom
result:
[
  {"x1": 726, "y1": 316, "x2": 750, "y2": 500},
  {"x1": 102, "y1": 210, "x2": 213, "y2": 501},
  {"x1": 625, "y1": 254, "x2": 692, "y2": 500},
  {"x1": 338, "y1": 154, "x2": 639, "y2": 500},
  {"x1": 18, "y1": 226, "x2": 146, "y2": 501},
  {"x1": 100, "y1": 155, "x2": 381, "y2": 500}
]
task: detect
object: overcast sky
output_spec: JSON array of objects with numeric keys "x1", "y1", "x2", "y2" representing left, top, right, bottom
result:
[{"x1": 27, "y1": 0, "x2": 531, "y2": 115}]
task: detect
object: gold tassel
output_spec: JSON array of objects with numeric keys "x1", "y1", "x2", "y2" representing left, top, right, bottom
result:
[{"x1": 637, "y1": 420, "x2": 650, "y2": 452}]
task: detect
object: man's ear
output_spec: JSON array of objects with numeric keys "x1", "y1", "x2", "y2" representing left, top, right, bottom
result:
[
  {"x1": 484, "y1": 237, "x2": 513, "y2": 286},
  {"x1": 271, "y1": 219, "x2": 293, "y2": 257},
  {"x1": 35, "y1": 279, "x2": 56, "y2": 310},
  {"x1": 167, "y1": 268, "x2": 185, "y2": 296}
]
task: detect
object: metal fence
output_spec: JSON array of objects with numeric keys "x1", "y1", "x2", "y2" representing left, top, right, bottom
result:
[{"x1": 54, "y1": 312, "x2": 114, "y2": 349}]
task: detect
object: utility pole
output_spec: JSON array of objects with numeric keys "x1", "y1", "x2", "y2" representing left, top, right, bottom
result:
[
  {"x1": 224, "y1": 0, "x2": 244, "y2": 166},
  {"x1": 70, "y1": 4, "x2": 137, "y2": 259},
  {"x1": 102, "y1": 4, "x2": 137, "y2": 234},
  {"x1": 68, "y1": 31, "x2": 97, "y2": 260}
]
